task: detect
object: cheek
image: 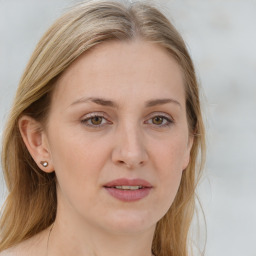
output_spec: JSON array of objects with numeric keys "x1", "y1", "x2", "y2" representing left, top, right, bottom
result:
[
  {"x1": 49, "y1": 123, "x2": 109, "y2": 169},
  {"x1": 152, "y1": 133, "x2": 189, "y2": 173},
  {"x1": 47, "y1": 132, "x2": 114, "y2": 221},
  {"x1": 47, "y1": 126, "x2": 111, "y2": 197},
  {"x1": 150, "y1": 134, "x2": 189, "y2": 207}
]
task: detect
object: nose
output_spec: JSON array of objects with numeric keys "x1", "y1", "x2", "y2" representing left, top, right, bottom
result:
[{"x1": 111, "y1": 124, "x2": 148, "y2": 169}]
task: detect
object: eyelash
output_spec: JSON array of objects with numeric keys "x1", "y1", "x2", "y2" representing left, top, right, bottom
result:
[
  {"x1": 81, "y1": 112, "x2": 111, "y2": 128},
  {"x1": 80, "y1": 112, "x2": 174, "y2": 128},
  {"x1": 144, "y1": 113, "x2": 174, "y2": 127}
]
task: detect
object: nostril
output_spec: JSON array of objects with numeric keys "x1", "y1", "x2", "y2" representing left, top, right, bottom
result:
[
  {"x1": 118, "y1": 160, "x2": 132, "y2": 168},
  {"x1": 116, "y1": 159, "x2": 145, "y2": 169},
  {"x1": 111, "y1": 144, "x2": 148, "y2": 169}
]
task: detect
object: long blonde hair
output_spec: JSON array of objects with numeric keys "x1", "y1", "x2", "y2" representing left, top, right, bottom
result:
[{"x1": 0, "y1": 1, "x2": 205, "y2": 255}]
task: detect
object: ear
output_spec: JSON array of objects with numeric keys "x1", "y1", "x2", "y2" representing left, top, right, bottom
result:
[
  {"x1": 18, "y1": 115, "x2": 54, "y2": 173},
  {"x1": 182, "y1": 135, "x2": 194, "y2": 171}
]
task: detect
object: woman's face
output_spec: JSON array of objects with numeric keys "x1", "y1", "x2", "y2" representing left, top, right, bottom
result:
[{"x1": 44, "y1": 40, "x2": 193, "y2": 234}]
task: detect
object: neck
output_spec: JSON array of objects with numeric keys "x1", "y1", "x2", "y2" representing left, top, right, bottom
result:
[{"x1": 47, "y1": 213, "x2": 155, "y2": 256}]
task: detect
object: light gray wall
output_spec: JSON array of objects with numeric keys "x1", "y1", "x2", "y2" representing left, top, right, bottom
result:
[{"x1": 1, "y1": 0, "x2": 256, "y2": 255}]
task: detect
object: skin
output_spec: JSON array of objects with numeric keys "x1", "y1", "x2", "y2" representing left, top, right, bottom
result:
[{"x1": 6, "y1": 40, "x2": 193, "y2": 256}]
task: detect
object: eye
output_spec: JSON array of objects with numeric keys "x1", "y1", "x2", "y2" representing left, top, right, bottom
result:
[
  {"x1": 90, "y1": 116, "x2": 104, "y2": 125},
  {"x1": 81, "y1": 113, "x2": 111, "y2": 128},
  {"x1": 145, "y1": 113, "x2": 174, "y2": 127},
  {"x1": 152, "y1": 116, "x2": 165, "y2": 125}
]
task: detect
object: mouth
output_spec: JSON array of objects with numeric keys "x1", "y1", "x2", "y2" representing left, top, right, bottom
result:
[
  {"x1": 103, "y1": 178, "x2": 153, "y2": 202},
  {"x1": 110, "y1": 185, "x2": 144, "y2": 190}
]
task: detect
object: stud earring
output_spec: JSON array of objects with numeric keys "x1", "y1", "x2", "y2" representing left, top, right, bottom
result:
[{"x1": 40, "y1": 161, "x2": 49, "y2": 167}]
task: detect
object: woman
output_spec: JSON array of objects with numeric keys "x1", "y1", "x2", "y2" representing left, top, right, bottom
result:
[{"x1": 0, "y1": 1, "x2": 205, "y2": 255}]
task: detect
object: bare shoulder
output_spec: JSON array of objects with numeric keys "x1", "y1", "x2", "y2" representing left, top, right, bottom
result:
[
  {"x1": 0, "y1": 227, "x2": 50, "y2": 256},
  {"x1": 0, "y1": 249, "x2": 11, "y2": 256},
  {"x1": 0, "y1": 244, "x2": 33, "y2": 256},
  {"x1": 0, "y1": 246, "x2": 24, "y2": 256},
  {"x1": 0, "y1": 243, "x2": 34, "y2": 256},
  {"x1": 0, "y1": 248, "x2": 18, "y2": 256}
]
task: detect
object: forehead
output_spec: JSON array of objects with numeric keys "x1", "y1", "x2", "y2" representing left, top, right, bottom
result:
[{"x1": 52, "y1": 40, "x2": 185, "y2": 108}]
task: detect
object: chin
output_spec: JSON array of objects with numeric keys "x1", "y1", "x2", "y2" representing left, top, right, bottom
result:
[{"x1": 101, "y1": 209, "x2": 158, "y2": 235}]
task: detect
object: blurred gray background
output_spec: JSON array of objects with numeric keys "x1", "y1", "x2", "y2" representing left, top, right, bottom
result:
[{"x1": 0, "y1": 0, "x2": 256, "y2": 255}]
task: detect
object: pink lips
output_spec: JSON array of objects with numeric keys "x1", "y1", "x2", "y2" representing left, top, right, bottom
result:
[{"x1": 103, "y1": 178, "x2": 153, "y2": 202}]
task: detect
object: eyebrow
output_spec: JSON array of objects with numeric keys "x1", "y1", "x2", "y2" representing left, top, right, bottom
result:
[
  {"x1": 70, "y1": 97, "x2": 117, "y2": 108},
  {"x1": 70, "y1": 97, "x2": 181, "y2": 108},
  {"x1": 145, "y1": 98, "x2": 181, "y2": 108}
]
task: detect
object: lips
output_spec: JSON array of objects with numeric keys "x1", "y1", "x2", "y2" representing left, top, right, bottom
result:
[
  {"x1": 103, "y1": 178, "x2": 152, "y2": 202},
  {"x1": 104, "y1": 178, "x2": 152, "y2": 188}
]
